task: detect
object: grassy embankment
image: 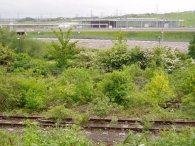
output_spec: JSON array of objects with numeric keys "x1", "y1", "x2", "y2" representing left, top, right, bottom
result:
[
  {"x1": 28, "y1": 31, "x2": 195, "y2": 41},
  {"x1": 123, "y1": 11, "x2": 195, "y2": 27}
]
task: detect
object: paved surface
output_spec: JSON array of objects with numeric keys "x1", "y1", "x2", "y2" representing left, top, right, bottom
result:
[{"x1": 37, "y1": 38, "x2": 189, "y2": 51}]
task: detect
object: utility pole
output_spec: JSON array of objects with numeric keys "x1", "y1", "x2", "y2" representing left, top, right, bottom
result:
[
  {"x1": 155, "y1": 4, "x2": 159, "y2": 14},
  {"x1": 90, "y1": 9, "x2": 93, "y2": 18}
]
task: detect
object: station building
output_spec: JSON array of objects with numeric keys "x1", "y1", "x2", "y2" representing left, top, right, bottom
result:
[{"x1": 75, "y1": 18, "x2": 184, "y2": 29}]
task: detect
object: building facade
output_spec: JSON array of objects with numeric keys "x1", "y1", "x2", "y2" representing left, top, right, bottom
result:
[{"x1": 75, "y1": 18, "x2": 184, "y2": 29}]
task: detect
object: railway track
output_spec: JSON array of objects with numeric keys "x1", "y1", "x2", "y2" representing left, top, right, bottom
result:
[{"x1": 0, "y1": 114, "x2": 195, "y2": 132}]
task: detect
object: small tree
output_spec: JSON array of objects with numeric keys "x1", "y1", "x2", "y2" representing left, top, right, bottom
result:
[
  {"x1": 51, "y1": 28, "x2": 78, "y2": 68},
  {"x1": 146, "y1": 71, "x2": 174, "y2": 106},
  {"x1": 114, "y1": 31, "x2": 127, "y2": 45}
]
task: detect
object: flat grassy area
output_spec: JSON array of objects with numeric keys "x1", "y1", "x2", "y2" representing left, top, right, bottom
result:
[{"x1": 28, "y1": 31, "x2": 195, "y2": 41}]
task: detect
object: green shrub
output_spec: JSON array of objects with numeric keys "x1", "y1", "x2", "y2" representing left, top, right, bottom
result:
[
  {"x1": 170, "y1": 64, "x2": 195, "y2": 106},
  {"x1": 0, "y1": 74, "x2": 21, "y2": 111},
  {"x1": 62, "y1": 68, "x2": 94, "y2": 103},
  {"x1": 22, "y1": 38, "x2": 48, "y2": 58},
  {"x1": 73, "y1": 48, "x2": 98, "y2": 69},
  {"x1": 170, "y1": 63, "x2": 195, "y2": 95},
  {"x1": 188, "y1": 35, "x2": 195, "y2": 58},
  {"x1": 24, "y1": 89, "x2": 44, "y2": 110},
  {"x1": 114, "y1": 31, "x2": 127, "y2": 45},
  {"x1": 98, "y1": 43, "x2": 131, "y2": 72},
  {"x1": 98, "y1": 45, "x2": 154, "y2": 72},
  {"x1": 151, "y1": 47, "x2": 184, "y2": 72},
  {"x1": 92, "y1": 96, "x2": 113, "y2": 117},
  {"x1": 122, "y1": 65, "x2": 155, "y2": 89},
  {"x1": 189, "y1": 43, "x2": 195, "y2": 58},
  {"x1": 0, "y1": 28, "x2": 18, "y2": 48},
  {"x1": 98, "y1": 70, "x2": 134, "y2": 105},
  {"x1": 183, "y1": 93, "x2": 195, "y2": 106},
  {"x1": 16, "y1": 77, "x2": 47, "y2": 110},
  {"x1": 11, "y1": 53, "x2": 32, "y2": 71},
  {"x1": 0, "y1": 71, "x2": 48, "y2": 112},
  {"x1": 129, "y1": 47, "x2": 152, "y2": 69},
  {"x1": 0, "y1": 44, "x2": 15, "y2": 67},
  {"x1": 48, "y1": 68, "x2": 94, "y2": 104},
  {"x1": 46, "y1": 105, "x2": 74, "y2": 121},
  {"x1": 145, "y1": 71, "x2": 175, "y2": 106},
  {"x1": 22, "y1": 59, "x2": 53, "y2": 77},
  {"x1": 8, "y1": 53, "x2": 52, "y2": 77}
]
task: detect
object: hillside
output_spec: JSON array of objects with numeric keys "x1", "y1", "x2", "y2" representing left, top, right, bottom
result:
[{"x1": 123, "y1": 11, "x2": 195, "y2": 27}]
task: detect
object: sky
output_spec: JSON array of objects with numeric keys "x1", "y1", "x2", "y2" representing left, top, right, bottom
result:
[{"x1": 0, "y1": 0, "x2": 195, "y2": 18}]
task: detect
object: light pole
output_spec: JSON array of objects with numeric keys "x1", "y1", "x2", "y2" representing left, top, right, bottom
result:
[
  {"x1": 17, "y1": 37, "x2": 22, "y2": 53},
  {"x1": 37, "y1": 31, "x2": 40, "y2": 40},
  {"x1": 158, "y1": 36, "x2": 161, "y2": 47},
  {"x1": 161, "y1": 19, "x2": 165, "y2": 42},
  {"x1": 161, "y1": 31, "x2": 164, "y2": 42}
]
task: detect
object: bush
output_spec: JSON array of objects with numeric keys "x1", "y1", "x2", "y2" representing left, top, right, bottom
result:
[
  {"x1": 0, "y1": 71, "x2": 47, "y2": 112},
  {"x1": 145, "y1": 71, "x2": 175, "y2": 106},
  {"x1": 46, "y1": 105, "x2": 74, "y2": 121},
  {"x1": 0, "y1": 28, "x2": 18, "y2": 48},
  {"x1": 16, "y1": 77, "x2": 47, "y2": 111},
  {"x1": 92, "y1": 96, "x2": 124, "y2": 117},
  {"x1": 150, "y1": 47, "x2": 184, "y2": 72},
  {"x1": 0, "y1": 70, "x2": 42, "y2": 112},
  {"x1": 98, "y1": 46, "x2": 154, "y2": 72},
  {"x1": 98, "y1": 70, "x2": 134, "y2": 105},
  {"x1": 189, "y1": 43, "x2": 195, "y2": 58},
  {"x1": 0, "y1": 74, "x2": 21, "y2": 111},
  {"x1": 48, "y1": 68, "x2": 94, "y2": 105},
  {"x1": 170, "y1": 64, "x2": 195, "y2": 106},
  {"x1": 73, "y1": 48, "x2": 98, "y2": 69},
  {"x1": 129, "y1": 47, "x2": 152, "y2": 69},
  {"x1": 98, "y1": 43, "x2": 131, "y2": 72},
  {"x1": 23, "y1": 39, "x2": 48, "y2": 58},
  {"x1": 11, "y1": 53, "x2": 32, "y2": 71},
  {"x1": 0, "y1": 44, "x2": 15, "y2": 67}
]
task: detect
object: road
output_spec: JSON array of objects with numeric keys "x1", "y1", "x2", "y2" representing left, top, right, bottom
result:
[{"x1": 36, "y1": 38, "x2": 189, "y2": 51}]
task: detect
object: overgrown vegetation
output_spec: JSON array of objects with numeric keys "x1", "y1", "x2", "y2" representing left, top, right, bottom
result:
[
  {"x1": 0, "y1": 124, "x2": 92, "y2": 146},
  {"x1": 122, "y1": 128, "x2": 195, "y2": 146},
  {"x1": 0, "y1": 28, "x2": 194, "y2": 117},
  {"x1": 0, "y1": 126, "x2": 194, "y2": 146},
  {"x1": 0, "y1": 28, "x2": 195, "y2": 144}
]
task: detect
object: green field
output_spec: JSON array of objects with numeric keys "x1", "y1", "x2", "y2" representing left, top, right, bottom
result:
[{"x1": 29, "y1": 31, "x2": 195, "y2": 41}]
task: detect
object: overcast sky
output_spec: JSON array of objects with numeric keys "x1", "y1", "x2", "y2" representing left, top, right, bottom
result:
[{"x1": 0, "y1": 0, "x2": 195, "y2": 18}]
